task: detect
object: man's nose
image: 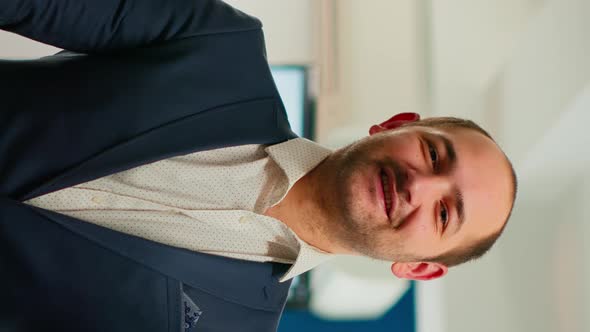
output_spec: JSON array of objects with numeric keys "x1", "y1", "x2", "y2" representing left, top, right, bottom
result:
[{"x1": 404, "y1": 168, "x2": 451, "y2": 207}]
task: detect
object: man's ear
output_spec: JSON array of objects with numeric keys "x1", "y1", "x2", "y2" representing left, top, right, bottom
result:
[
  {"x1": 390, "y1": 262, "x2": 448, "y2": 281},
  {"x1": 369, "y1": 112, "x2": 421, "y2": 135}
]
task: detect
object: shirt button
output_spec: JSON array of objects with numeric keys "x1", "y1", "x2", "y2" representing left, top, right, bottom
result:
[
  {"x1": 91, "y1": 196, "x2": 103, "y2": 204},
  {"x1": 240, "y1": 216, "x2": 250, "y2": 224}
]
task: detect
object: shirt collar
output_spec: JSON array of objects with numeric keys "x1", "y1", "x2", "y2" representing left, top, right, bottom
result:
[
  {"x1": 279, "y1": 238, "x2": 333, "y2": 282},
  {"x1": 265, "y1": 138, "x2": 335, "y2": 282},
  {"x1": 265, "y1": 137, "x2": 332, "y2": 192}
]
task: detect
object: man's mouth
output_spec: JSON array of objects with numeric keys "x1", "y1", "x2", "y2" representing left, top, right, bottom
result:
[{"x1": 380, "y1": 168, "x2": 395, "y2": 217}]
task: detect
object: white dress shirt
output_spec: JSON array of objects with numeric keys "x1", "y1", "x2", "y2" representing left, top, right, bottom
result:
[{"x1": 25, "y1": 138, "x2": 334, "y2": 282}]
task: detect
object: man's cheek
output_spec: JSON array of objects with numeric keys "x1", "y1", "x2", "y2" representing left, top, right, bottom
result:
[{"x1": 398, "y1": 213, "x2": 430, "y2": 236}]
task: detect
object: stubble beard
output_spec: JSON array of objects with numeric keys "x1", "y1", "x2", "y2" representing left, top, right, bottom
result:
[{"x1": 328, "y1": 141, "x2": 406, "y2": 261}]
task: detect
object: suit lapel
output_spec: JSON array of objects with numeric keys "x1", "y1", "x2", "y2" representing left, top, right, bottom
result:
[
  {"x1": 32, "y1": 206, "x2": 292, "y2": 311},
  {"x1": 23, "y1": 98, "x2": 296, "y2": 200}
]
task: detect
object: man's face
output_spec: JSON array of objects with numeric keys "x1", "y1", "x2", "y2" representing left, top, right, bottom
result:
[{"x1": 322, "y1": 125, "x2": 513, "y2": 263}]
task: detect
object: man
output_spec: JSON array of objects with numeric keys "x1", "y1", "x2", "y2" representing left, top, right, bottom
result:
[
  {"x1": 0, "y1": 0, "x2": 516, "y2": 331},
  {"x1": 267, "y1": 114, "x2": 516, "y2": 280}
]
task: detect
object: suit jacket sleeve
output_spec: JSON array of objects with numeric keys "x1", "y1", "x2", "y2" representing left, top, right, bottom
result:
[{"x1": 0, "y1": 0, "x2": 261, "y2": 53}]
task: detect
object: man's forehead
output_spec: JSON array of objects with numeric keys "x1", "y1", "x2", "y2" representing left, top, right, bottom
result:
[
  {"x1": 449, "y1": 130, "x2": 512, "y2": 238},
  {"x1": 393, "y1": 122, "x2": 514, "y2": 251},
  {"x1": 398, "y1": 125, "x2": 511, "y2": 231}
]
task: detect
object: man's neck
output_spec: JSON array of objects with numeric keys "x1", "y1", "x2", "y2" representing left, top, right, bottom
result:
[{"x1": 264, "y1": 159, "x2": 342, "y2": 254}]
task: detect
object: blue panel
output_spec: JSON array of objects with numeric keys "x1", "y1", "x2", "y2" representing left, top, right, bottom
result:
[
  {"x1": 271, "y1": 67, "x2": 306, "y2": 137},
  {"x1": 278, "y1": 283, "x2": 416, "y2": 332}
]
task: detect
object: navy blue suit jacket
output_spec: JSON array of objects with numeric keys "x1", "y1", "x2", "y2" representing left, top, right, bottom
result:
[{"x1": 0, "y1": 1, "x2": 298, "y2": 331}]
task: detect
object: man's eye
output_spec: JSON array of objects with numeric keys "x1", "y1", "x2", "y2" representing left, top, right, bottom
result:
[
  {"x1": 428, "y1": 143, "x2": 439, "y2": 169},
  {"x1": 440, "y1": 202, "x2": 448, "y2": 228}
]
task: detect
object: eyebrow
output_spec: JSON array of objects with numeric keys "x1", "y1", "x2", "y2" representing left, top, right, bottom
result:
[
  {"x1": 452, "y1": 187, "x2": 465, "y2": 235},
  {"x1": 434, "y1": 133, "x2": 464, "y2": 234},
  {"x1": 439, "y1": 134, "x2": 457, "y2": 167}
]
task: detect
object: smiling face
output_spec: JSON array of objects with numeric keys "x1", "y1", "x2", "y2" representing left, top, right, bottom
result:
[{"x1": 320, "y1": 125, "x2": 513, "y2": 265}]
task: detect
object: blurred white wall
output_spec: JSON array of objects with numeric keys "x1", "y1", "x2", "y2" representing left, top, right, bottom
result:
[
  {"x1": 430, "y1": 0, "x2": 536, "y2": 133},
  {"x1": 317, "y1": 0, "x2": 429, "y2": 146},
  {"x1": 496, "y1": 0, "x2": 590, "y2": 161},
  {"x1": 224, "y1": 0, "x2": 314, "y2": 65}
]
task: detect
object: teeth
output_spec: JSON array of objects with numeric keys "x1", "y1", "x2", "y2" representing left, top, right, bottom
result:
[{"x1": 381, "y1": 173, "x2": 392, "y2": 213}]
